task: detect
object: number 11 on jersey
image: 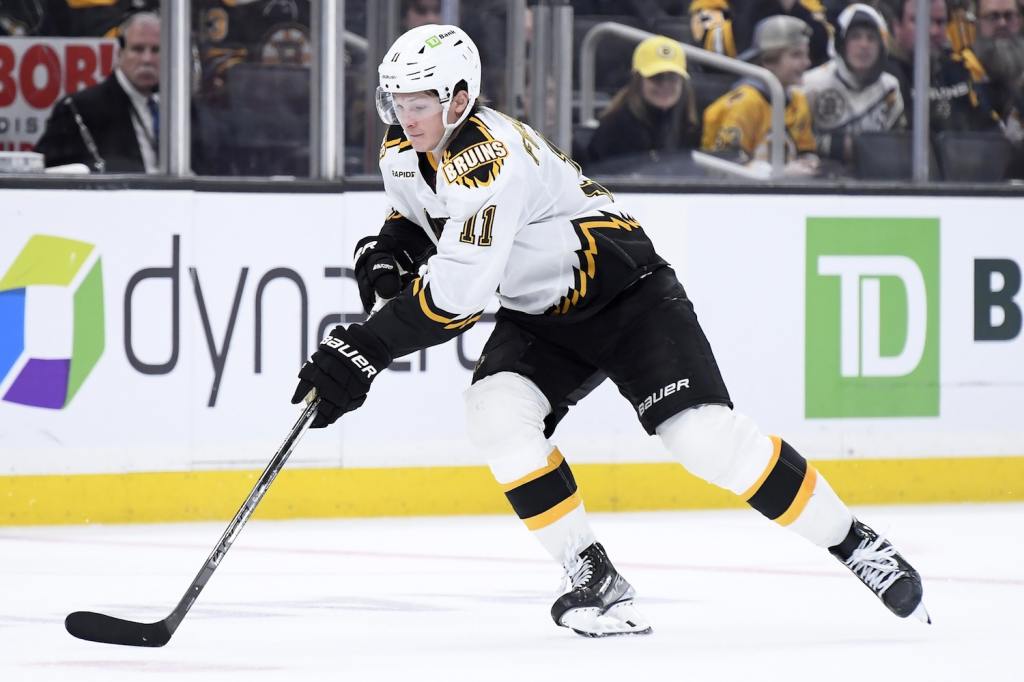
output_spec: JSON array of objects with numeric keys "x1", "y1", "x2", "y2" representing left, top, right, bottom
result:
[{"x1": 460, "y1": 204, "x2": 497, "y2": 246}]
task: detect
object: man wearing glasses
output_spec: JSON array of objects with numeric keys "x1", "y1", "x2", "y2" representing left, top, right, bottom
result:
[
  {"x1": 886, "y1": 0, "x2": 1000, "y2": 133},
  {"x1": 973, "y1": 0, "x2": 1024, "y2": 177}
]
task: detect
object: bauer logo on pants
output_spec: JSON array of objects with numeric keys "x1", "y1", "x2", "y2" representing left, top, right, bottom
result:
[
  {"x1": 0, "y1": 235, "x2": 105, "y2": 409},
  {"x1": 805, "y1": 218, "x2": 939, "y2": 418}
]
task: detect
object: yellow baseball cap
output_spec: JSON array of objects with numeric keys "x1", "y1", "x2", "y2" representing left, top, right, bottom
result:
[{"x1": 632, "y1": 36, "x2": 688, "y2": 78}]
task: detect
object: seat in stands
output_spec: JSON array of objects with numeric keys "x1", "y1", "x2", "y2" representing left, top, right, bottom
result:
[{"x1": 935, "y1": 130, "x2": 1010, "y2": 182}]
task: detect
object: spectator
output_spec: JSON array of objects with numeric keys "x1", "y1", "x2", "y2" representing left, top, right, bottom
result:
[
  {"x1": 731, "y1": 0, "x2": 834, "y2": 66},
  {"x1": 803, "y1": 3, "x2": 905, "y2": 166},
  {"x1": 586, "y1": 36, "x2": 701, "y2": 164},
  {"x1": 462, "y1": 0, "x2": 522, "y2": 115},
  {"x1": 194, "y1": 0, "x2": 311, "y2": 105},
  {"x1": 192, "y1": 1, "x2": 312, "y2": 176},
  {"x1": 402, "y1": 0, "x2": 441, "y2": 30},
  {"x1": 690, "y1": 0, "x2": 737, "y2": 56},
  {"x1": 973, "y1": 0, "x2": 1024, "y2": 176},
  {"x1": 0, "y1": 3, "x2": 44, "y2": 35},
  {"x1": 973, "y1": 0, "x2": 1024, "y2": 116},
  {"x1": 39, "y1": 0, "x2": 159, "y2": 38},
  {"x1": 886, "y1": 0, "x2": 1000, "y2": 133},
  {"x1": 702, "y1": 15, "x2": 820, "y2": 175},
  {"x1": 34, "y1": 12, "x2": 161, "y2": 173}
]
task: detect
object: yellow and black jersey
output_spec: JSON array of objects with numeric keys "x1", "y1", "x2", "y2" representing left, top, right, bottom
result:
[
  {"x1": 363, "y1": 107, "x2": 667, "y2": 361},
  {"x1": 38, "y1": 0, "x2": 159, "y2": 38},
  {"x1": 689, "y1": 0, "x2": 736, "y2": 57},
  {"x1": 701, "y1": 81, "x2": 816, "y2": 162},
  {"x1": 690, "y1": 0, "x2": 831, "y2": 61},
  {"x1": 195, "y1": 0, "x2": 312, "y2": 98}
]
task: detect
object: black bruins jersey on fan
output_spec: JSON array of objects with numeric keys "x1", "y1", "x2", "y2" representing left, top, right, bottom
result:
[
  {"x1": 363, "y1": 108, "x2": 667, "y2": 360},
  {"x1": 195, "y1": 0, "x2": 311, "y2": 97},
  {"x1": 38, "y1": 0, "x2": 158, "y2": 38}
]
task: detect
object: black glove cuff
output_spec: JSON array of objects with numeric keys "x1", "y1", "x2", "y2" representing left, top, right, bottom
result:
[{"x1": 354, "y1": 234, "x2": 398, "y2": 264}]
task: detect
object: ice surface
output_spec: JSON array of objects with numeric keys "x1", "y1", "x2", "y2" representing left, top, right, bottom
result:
[{"x1": 1, "y1": 504, "x2": 1019, "y2": 681}]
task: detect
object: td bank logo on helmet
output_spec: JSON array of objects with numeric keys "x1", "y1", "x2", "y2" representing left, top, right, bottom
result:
[
  {"x1": 0, "y1": 235, "x2": 105, "y2": 409},
  {"x1": 426, "y1": 30, "x2": 455, "y2": 48},
  {"x1": 805, "y1": 218, "x2": 940, "y2": 418}
]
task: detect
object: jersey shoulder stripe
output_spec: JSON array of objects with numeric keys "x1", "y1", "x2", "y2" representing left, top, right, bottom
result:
[
  {"x1": 440, "y1": 114, "x2": 510, "y2": 189},
  {"x1": 380, "y1": 124, "x2": 413, "y2": 159}
]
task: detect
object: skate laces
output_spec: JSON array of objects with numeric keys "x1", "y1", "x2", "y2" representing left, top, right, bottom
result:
[
  {"x1": 559, "y1": 545, "x2": 598, "y2": 595},
  {"x1": 845, "y1": 532, "x2": 902, "y2": 594},
  {"x1": 568, "y1": 555, "x2": 595, "y2": 590}
]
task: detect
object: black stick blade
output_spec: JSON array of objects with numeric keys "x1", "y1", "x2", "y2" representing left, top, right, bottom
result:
[{"x1": 65, "y1": 611, "x2": 172, "y2": 647}]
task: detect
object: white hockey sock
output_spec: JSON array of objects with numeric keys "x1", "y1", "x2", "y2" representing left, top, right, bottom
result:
[
  {"x1": 737, "y1": 436, "x2": 853, "y2": 548},
  {"x1": 491, "y1": 447, "x2": 597, "y2": 568},
  {"x1": 658, "y1": 406, "x2": 852, "y2": 548},
  {"x1": 533, "y1": 503, "x2": 597, "y2": 569}
]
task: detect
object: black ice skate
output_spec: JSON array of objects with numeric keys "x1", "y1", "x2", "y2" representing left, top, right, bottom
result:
[
  {"x1": 830, "y1": 519, "x2": 931, "y2": 623},
  {"x1": 551, "y1": 542, "x2": 652, "y2": 637}
]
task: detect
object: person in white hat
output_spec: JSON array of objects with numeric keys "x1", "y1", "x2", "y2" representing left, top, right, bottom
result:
[
  {"x1": 702, "y1": 14, "x2": 820, "y2": 175},
  {"x1": 586, "y1": 35, "x2": 701, "y2": 164},
  {"x1": 291, "y1": 22, "x2": 930, "y2": 638}
]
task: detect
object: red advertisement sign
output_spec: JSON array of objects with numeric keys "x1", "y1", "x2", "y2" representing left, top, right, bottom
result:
[{"x1": 0, "y1": 37, "x2": 117, "y2": 152}]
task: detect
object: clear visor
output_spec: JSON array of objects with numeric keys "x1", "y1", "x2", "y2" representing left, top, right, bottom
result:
[{"x1": 375, "y1": 87, "x2": 444, "y2": 126}]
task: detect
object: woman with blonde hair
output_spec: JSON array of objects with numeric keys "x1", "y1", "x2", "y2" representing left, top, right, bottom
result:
[{"x1": 586, "y1": 35, "x2": 701, "y2": 164}]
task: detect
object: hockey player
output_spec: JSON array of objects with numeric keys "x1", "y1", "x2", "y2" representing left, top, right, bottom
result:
[
  {"x1": 292, "y1": 23, "x2": 930, "y2": 637},
  {"x1": 803, "y1": 4, "x2": 906, "y2": 166}
]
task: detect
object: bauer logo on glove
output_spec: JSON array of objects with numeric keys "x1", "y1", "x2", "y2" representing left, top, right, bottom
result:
[
  {"x1": 320, "y1": 334, "x2": 380, "y2": 379},
  {"x1": 291, "y1": 325, "x2": 391, "y2": 428}
]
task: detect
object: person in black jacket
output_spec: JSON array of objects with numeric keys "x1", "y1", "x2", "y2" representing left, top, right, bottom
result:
[
  {"x1": 34, "y1": 11, "x2": 160, "y2": 172},
  {"x1": 886, "y1": 0, "x2": 1001, "y2": 133},
  {"x1": 39, "y1": 0, "x2": 159, "y2": 38},
  {"x1": 585, "y1": 35, "x2": 701, "y2": 166}
]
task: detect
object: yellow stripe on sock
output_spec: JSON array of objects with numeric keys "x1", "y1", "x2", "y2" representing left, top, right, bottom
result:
[
  {"x1": 741, "y1": 436, "x2": 782, "y2": 501},
  {"x1": 775, "y1": 465, "x2": 819, "y2": 527},
  {"x1": 499, "y1": 448, "x2": 565, "y2": 493},
  {"x1": 522, "y1": 493, "x2": 582, "y2": 530}
]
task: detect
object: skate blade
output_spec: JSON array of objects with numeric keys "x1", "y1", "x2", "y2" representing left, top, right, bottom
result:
[
  {"x1": 561, "y1": 600, "x2": 653, "y2": 638},
  {"x1": 911, "y1": 601, "x2": 932, "y2": 624}
]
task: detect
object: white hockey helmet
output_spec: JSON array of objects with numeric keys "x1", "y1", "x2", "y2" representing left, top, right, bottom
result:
[{"x1": 376, "y1": 24, "x2": 481, "y2": 139}]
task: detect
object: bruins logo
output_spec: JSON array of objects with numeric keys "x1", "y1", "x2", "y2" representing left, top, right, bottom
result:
[
  {"x1": 441, "y1": 140, "x2": 508, "y2": 187},
  {"x1": 713, "y1": 126, "x2": 742, "y2": 151},
  {"x1": 813, "y1": 89, "x2": 846, "y2": 127},
  {"x1": 441, "y1": 116, "x2": 509, "y2": 188},
  {"x1": 260, "y1": 24, "x2": 312, "y2": 66}
]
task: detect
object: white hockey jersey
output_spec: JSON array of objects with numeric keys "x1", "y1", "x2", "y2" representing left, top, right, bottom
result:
[
  {"x1": 363, "y1": 107, "x2": 666, "y2": 360},
  {"x1": 802, "y1": 60, "x2": 905, "y2": 159}
]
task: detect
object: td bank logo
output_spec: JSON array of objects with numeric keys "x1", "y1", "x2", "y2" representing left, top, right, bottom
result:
[
  {"x1": 806, "y1": 218, "x2": 939, "y2": 418},
  {"x1": 0, "y1": 235, "x2": 105, "y2": 409}
]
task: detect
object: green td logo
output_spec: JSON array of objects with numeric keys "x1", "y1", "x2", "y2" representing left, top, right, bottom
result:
[{"x1": 805, "y1": 217, "x2": 940, "y2": 418}]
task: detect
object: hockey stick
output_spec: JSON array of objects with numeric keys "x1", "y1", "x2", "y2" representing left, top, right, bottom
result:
[{"x1": 65, "y1": 396, "x2": 321, "y2": 647}]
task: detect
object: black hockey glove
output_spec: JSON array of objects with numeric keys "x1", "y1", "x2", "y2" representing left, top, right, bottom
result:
[
  {"x1": 353, "y1": 234, "x2": 415, "y2": 314},
  {"x1": 290, "y1": 325, "x2": 391, "y2": 428}
]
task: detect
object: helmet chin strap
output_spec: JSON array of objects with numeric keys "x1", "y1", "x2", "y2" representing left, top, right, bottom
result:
[{"x1": 432, "y1": 96, "x2": 476, "y2": 157}]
